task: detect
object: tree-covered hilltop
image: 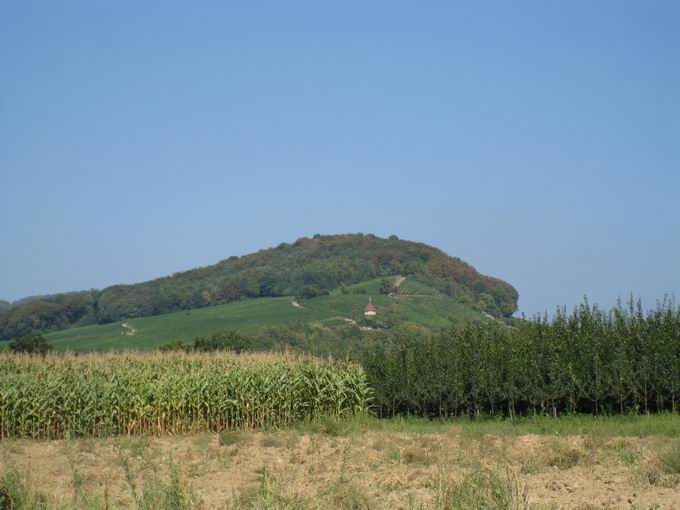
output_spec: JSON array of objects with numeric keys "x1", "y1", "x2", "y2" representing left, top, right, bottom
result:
[{"x1": 0, "y1": 233, "x2": 518, "y2": 339}]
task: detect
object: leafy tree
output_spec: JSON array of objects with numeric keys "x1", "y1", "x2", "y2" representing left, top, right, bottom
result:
[
  {"x1": 8, "y1": 335, "x2": 52, "y2": 355},
  {"x1": 379, "y1": 278, "x2": 393, "y2": 295}
]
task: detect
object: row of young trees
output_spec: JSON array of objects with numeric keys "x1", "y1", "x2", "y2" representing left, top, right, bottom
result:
[{"x1": 363, "y1": 297, "x2": 680, "y2": 417}]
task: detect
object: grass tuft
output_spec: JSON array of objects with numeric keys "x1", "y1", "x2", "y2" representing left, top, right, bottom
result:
[
  {"x1": 547, "y1": 447, "x2": 583, "y2": 470},
  {"x1": 219, "y1": 430, "x2": 249, "y2": 447},
  {"x1": 436, "y1": 467, "x2": 528, "y2": 510},
  {"x1": 232, "y1": 467, "x2": 308, "y2": 509},
  {"x1": 660, "y1": 441, "x2": 680, "y2": 475},
  {"x1": 318, "y1": 476, "x2": 372, "y2": 510},
  {"x1": 296, "y1": 416, "x2": 352, "y2": 437},
  {"x1": 138, "y1": 464, "x2": 198, "y2": 510},
  {"x1": 0, "y1": 467, "x2": 49, "y2": 510},
  {"x1": 260, "y1": 432, "x2": 299, "y2": 449},
  {"x1": 609, "y1": 440, "x2": 641, "y2": 466},
  {"x1": 402, "y1": 446, "x2": 435, "y2": 465}
]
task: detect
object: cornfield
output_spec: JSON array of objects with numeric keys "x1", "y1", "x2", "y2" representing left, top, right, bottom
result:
[{"x1": 0, "y1": 351, "x2": 371, "y2": 439}]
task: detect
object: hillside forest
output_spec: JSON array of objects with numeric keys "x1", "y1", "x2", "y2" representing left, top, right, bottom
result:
[{"x1": 0, "y1": 234, "x2": 518, "y2": 340}]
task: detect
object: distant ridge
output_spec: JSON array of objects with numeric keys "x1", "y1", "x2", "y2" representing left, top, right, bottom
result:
[{"x1": 0, "y1": 234, "x2": 518, "y2": 339}]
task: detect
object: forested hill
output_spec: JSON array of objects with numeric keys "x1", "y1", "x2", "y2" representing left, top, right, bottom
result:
[{"x1": 0, "y1": 234, "x2": 518, "y2": 339}]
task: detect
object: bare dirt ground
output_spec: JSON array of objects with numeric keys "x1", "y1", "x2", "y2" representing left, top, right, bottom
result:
[{"x1": 1, "y1": 429, "x2": 679, "y2": 509}]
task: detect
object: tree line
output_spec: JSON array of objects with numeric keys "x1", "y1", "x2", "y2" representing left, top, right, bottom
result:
[{"x1": 363, "y1": 297, "x2": 680, "y2": 417}]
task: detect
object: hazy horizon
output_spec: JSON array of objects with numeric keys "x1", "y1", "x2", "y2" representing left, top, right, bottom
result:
[{"x1": 1, "y1": 1, "x2": 678, "y2": 316}]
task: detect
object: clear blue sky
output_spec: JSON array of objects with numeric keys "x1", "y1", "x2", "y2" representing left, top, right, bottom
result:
[{"x1": 1, "y1": 1, "x2": 678, "y2": 315}]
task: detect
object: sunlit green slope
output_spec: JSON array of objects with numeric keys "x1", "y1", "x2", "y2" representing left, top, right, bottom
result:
[{"x1": 45, "y1": 277, "x2": 489, "y2": 352}]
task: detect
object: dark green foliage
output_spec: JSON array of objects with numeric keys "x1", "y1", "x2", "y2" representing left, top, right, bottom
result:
[
  {"x1": 158, "y1": 340, "x2": 190, "y2": 352},
  {"x1": 0, "y1": 234, "x2": 518, "y2": 339},
  {"x1": 0, "y1": 291, "x2": 97, "y2": 340},
  {"x1": 249, "y1": 323, "x2": 359, "y2": 358},
  {"x1": 8, "y1": 335, "x2": 52, "y2": 355},
  {"x1": 364, "y1": 297, "x2": 680, "y2": 417},
  {"x1": 160, "y1": 332, "x2": 252, "y2": 353},
  {"x1": 193, "y1": 330, "x2": 251, "y2": 353},
  {"x1": 379, "y1": 278, "x2": 393, "y2": 295}
]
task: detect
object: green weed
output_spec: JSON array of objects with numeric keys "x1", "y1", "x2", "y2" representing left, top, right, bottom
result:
[
  {"x1": 660, "y1": 441, "x2": 680, "y2": 474},
  {"x1": 613, "y1": 443, "x2": 641, "y2": 465},
  {"x1": 0, "y1": 467, "x2": 48, "y2": 510},
  {"x1": 138, "y1": 464, "x2": 198, "y2": 510},
  {"x1": 318, "y1": 476, "x2": 372, "y2": 510},
  {"x1": 231, "y1": 466, "x2": 308, "y2": 509},
  {"x1": 435, "y1": 467, "x2": 528, "y2": 510}
]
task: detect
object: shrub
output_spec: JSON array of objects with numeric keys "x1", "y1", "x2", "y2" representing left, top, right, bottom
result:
[
  {"x1": 8, "y1": 335, "x2": 52, "y2": 355},
  {"x1": 193, "y1": 330, "x2": 251, "y2": 353},
  {"x1": 159, "y1": 340, "x2": 190, "y2": 352}
]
